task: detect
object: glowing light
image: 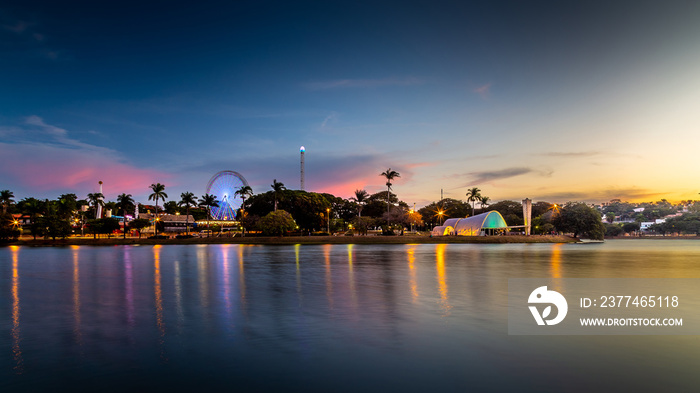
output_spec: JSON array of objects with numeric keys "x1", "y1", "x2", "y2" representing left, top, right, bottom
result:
[
  {"x1": 300, "y1": 146, "x2": 305, "y2": 152},
  {"x1": 206, "y1": 171, "x2": 249, "y2": 220}
]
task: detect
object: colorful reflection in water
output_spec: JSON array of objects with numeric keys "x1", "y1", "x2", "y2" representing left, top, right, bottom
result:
[
  {"x1": 3, "y1": 241, "x2": 700, "y2": 392},
  {"x1": 10, "y1": 246, "x2": 22, "y2": 373},
  {"x1": 124, "y1": 247, "x2": 135, "y2": 328},
  {"x1": 153, "y1": 245, "x2": 165, "y2": 346},
  {"x1": 72, "y1": 245, "x2": 82, "y2": 346}
]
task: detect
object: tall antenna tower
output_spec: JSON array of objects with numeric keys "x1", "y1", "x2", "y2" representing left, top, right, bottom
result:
[{"x1": 300, "y1": 146, "x2": 305, "y2": 190}]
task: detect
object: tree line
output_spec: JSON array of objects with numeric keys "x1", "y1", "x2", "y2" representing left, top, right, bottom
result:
[{"x1": 8, "y1": 174, "x2": 687, "y2": 240}]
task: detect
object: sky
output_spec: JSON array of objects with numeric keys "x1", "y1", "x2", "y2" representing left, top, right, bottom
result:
[{"x1": 1, "y1": 1, "x2": 700, "y2": 208}]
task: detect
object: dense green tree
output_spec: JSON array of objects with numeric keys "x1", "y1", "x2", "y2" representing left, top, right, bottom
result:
[
  {"x1": 320, "y1": 193, "x2": 355, "y2": 221},
  {"x1": 246, "y1": 190, "x2": 331, "y2": 231},
  {"x1": 128, "y1": 218, "x2": 151, "y2": 238},
  {"x1": 0, "y1": 212, "x2": 21, "y2": 241},
  {"x1": 623, "y1": 222, "x2": 640, "y2": 234},
  {"x1": 418, "y1": 198, "x2": 472, "y2": 227},
  {"x1": 258, "y1": 210, "x2": 296, "y2": 236},
  {"x1": 605, "y1": 223, "x2": 624, "y2": 237},
  {"x1": 37, "y1": 211, "x2": 71, "y2": 240},
  {"x1": 362, "y1": 191, "x2": 404, "y2": 218},
  {"x1": 163, "y1": 200, "x2": 180, "y2": 214},
  {"x1": 605, "y1": 212, "x2": 616, "y2": 223},
  {"x1": 351, "y1": 216, "x2": 375, "y2": 235},
  {"x1": 649, "y1": 213, "x2": 700, "y2": 235},
  {"x1": 18, "y1": 197, "x2": 45, "y2": 240},
  {"x1": 56, "y1": 193, "x2": 78, "y2": 220},
  {"x1": 87, "y1": 217, "x2": 121, "y2": 239},
  {"x1": 532, "y1": 201, "x2": 554, "y2": 219},
  {"x1": 484, "y1": 200, "x2": 524, "y2": 226},
  {"x1": 239, "y1": 213, "x2": 260, "y2": 234},
  {"x1": 553, "y1": 202, "x2": 605, "y2": 240}
]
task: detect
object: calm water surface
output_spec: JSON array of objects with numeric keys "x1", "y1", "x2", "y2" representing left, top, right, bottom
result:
[{"x1": 2, "y1": 240, "x2": 700, "y2": 392}]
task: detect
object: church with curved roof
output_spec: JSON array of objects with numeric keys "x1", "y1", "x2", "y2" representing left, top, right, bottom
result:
[{"x1": 431, "y1": 211, "x2": 509, "y2": 236}]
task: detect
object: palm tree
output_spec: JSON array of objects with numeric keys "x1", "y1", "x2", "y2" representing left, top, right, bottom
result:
[
  {"x1": 87, "y1": 192, "x2": 105, "y2": 218},
  {"x1": 466, "y1": 187, "x2": 481, "y2": 215},
  {"x1": 479, "y1": 196, "x2": 490, "y2": 212},
  {"x1": 271, "y1": 179, "x2": 285, "y2": 211},
  {"x1": 178, "y1": 191, "x2": 197, "y2": 235},
  {"x1": 0, "y1": 190, "x2": 14, "y2": 214},
  {"x1": 234, "y1": 186, "x2": 253, "y2": 236},
  {"x1": 351, "y1": 189, "x2": 368, "y2": 217},
  {"x1": 116, "y1": 193, "x2": 135, "y2": 239},
  {"x1": 148, "y1": 183, "x2": 168, "y2": 236},
  {"x1": 234, "y1": 185, "x2": 253, "y2": 215},
  {"x1": 380, "y1": 168, "x2": 400, "y2": 213},
  {"x1": 198, "y1": 193, "x2": 219, "y2": 236}
]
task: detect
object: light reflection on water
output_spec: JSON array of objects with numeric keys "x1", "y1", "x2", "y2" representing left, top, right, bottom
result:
[{"x1": 2, "y1": 240, "x2": 700, "y2": 391}]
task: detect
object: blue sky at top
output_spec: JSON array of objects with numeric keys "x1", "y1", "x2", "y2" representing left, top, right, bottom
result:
[{"x1": 1, "y1": 1, "x2": 699, "y2": 206}]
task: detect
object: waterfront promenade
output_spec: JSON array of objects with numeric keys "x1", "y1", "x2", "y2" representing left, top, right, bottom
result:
[{"x1": 3, "y1": 234, "x2": 577, "y2": 247}]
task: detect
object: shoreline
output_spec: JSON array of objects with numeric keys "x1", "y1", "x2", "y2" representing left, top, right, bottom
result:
[{"x1": 3, "y1": 234, "x2": 578, "y2": 247}]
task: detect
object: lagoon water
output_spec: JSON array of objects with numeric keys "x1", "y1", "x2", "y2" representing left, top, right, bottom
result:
[{"x1": 2, "y1": 240, "x2": 700, "y2": 392}]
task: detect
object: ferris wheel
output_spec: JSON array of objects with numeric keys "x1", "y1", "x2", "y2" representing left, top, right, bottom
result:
[{"x1": 205, "y1": 170, "x2": 250, "y2": 220}]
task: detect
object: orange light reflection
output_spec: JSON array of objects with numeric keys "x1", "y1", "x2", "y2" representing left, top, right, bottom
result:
[
  {"x1": 436, "y1": 244, "x2": 451, "y2": 316},
  {"x1": 407, "y1": 245, "x2": 418, "y2": 303}
]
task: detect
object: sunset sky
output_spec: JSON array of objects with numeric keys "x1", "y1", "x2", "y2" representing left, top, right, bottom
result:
[{"x1": 2, "y1": 1, "x2": 699, "y2": 207}]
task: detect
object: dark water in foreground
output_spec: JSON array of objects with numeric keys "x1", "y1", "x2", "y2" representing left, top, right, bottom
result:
[{"x1": 2, "y1": 240, "x2": 700, "y2": 392}]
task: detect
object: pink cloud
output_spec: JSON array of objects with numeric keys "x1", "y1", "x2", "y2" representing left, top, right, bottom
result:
[
  {"x1": 0, "y1": 142, "x2": 171, "y2": 199},
  {"x1": 474, "y1": 83, "x2": 491, "y2": 99},
  {"x1": 305, "y1": 157, "x2": 416, "y2": 199}
]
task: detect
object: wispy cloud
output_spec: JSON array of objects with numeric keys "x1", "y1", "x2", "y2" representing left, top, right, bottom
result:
[
  {"x1": 304, "y1": 77, "x2": 424, "y2": 91},
  {"x1": 465, "y1": 167, "x2": 544, "y2": 184},
  {"x1": 2, "y1": 20, "x2": 31, "y2": 34},
  {"x1": 320, "y1": 111, "x2": 338, "y2": 130},
  {"x1": 529, "y1": 188, "x2": 665, "y2": 204},
  {"x1": 538, "y1": 151, "x2": 600, "y2": 157},
  {"x1": 473, "y1": 83, "x2": 491, "y2": 99}
]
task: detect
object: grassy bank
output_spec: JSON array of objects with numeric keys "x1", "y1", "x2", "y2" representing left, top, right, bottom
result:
[{"x1": 3, "y1": 234, "x2": 578, "y2": 247}]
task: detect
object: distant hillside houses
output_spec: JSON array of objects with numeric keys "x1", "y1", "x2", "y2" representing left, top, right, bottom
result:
[{"x1": 599, "y1": 199, "x2": 699, "y2": 234}]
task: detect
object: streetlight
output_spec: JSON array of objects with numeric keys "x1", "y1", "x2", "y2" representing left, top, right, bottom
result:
[{"x1": 326, "y1": 208, "x2": 330, "y2": 234}]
